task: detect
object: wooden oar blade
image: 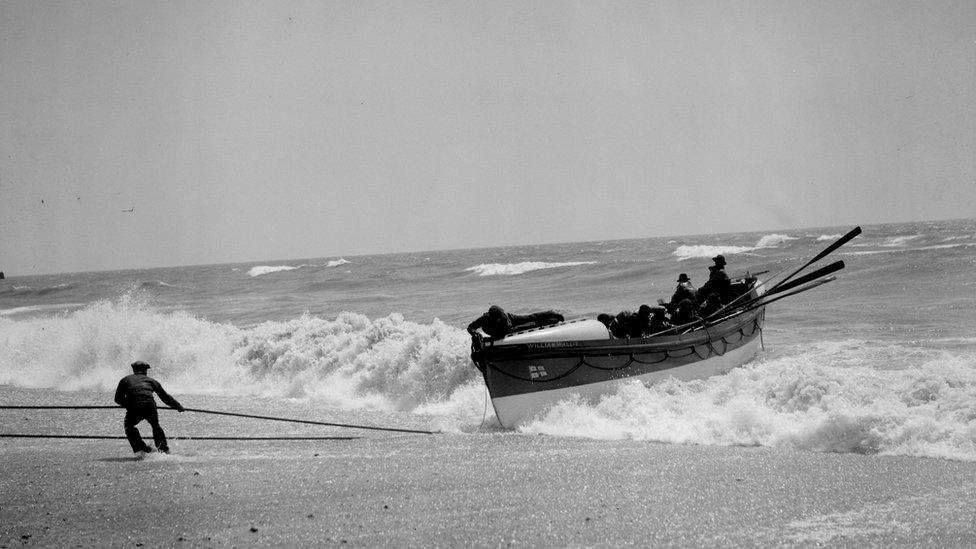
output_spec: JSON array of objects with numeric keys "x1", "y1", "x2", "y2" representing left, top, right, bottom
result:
[
  {"x1": 769, "y1": 226, "x2": 861, "y2": 292},
  {"x1": 747, "y1": 276, "x2": 837, "y2": 311},
  {"x1": 809, "y1": 226, "x2": 861, "y2": 265},
  {"x1": 767, "y1": 260, "x2": 845, "y2": 296}
]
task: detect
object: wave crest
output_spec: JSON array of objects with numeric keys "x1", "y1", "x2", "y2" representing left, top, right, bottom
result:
[
  {"x1": 520, "y1": 343, "x2": 976, "y2": 461},
  {"x1": 248, "y1": 265, "x2": 304, "y2": 277},
  {"x1": 673, "y1": 233, "x2": 796, "y2": 261},
  {"x1": 466, "y1": 261, "x2": 597, "y2": 276},
  {"x1": 0, "y1": 295, "x2": 479, "y2": 417}
]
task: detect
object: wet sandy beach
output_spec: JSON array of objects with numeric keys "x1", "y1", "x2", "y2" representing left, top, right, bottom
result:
[{"x1": 2, "y1": 387, "x2": 975, "y2": 547}]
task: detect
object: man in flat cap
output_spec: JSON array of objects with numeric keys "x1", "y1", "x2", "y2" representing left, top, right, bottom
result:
[{"x1": 114, "y1": 361, "x2": 184, "y2": 455}]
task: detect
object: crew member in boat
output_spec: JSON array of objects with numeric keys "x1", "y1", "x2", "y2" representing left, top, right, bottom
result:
[
  {"x1": 698, "y1": 292, "x2": 724, "y2": 319},
  {"x1": 647, "y1": 306, "x2": 672, "y2": 334},
  {"x1": 467, "y1": 305, "x2": 565, "y2": 339},
  {"x1": 664, "y1": 273, "x2": 697, "y2": 313},
  {"x1": 608, "y1": 310, "x2": 634, "y2": 338},
  {"x1": 670, "y1": 298, "x2": 701, "y2": 326},
  {"x1": 700, "y1": 255, "x2": 732, "y2": 302},
  {"x1": 632, "y1": 305, "x2": 655, "y2": 338}
]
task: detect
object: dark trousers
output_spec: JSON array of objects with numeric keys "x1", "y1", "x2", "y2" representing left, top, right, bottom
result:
[{"x1": 124, "y1": 407, "x2": 168, "y2": 453}]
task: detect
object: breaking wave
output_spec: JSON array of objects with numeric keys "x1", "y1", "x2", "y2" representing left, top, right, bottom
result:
[
  {"x1": 754, "y1": 234, "x2": 797, "y2": 248},
  {"x1": 3, "y1": 287, "x2": 975, "y2": 461},
  {"x1": 673, "y1": 233, "x2": 796, "y2": 261},
  {"x1": 248, "y1": 260, "x2": 350, "y2": 277},
  {"x1": 521, "y1": 341, "x2": 976, "y2": 461},
  {"x1": 817, "y1": 233, "x2": 844, "y2": 242},
  {"x1": 248, "y1": 265, "x2": 305, "y2": 277},
  {"x1": 0, "y1": 295, "x2": 479, "y2": 417},
  {"x1": 466, "y1": 261, "x2": 597, "y2": 277},
  {"x1": 884, "y1": 235, "x2": 924, "y2": 247}
]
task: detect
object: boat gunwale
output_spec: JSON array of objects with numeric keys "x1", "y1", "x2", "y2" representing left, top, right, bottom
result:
[{"x1": 478, "y1": 306, "x2": 764, "y2": 362}]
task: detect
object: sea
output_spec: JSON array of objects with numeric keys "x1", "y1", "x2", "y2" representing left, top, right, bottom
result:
[{"x1": 2, "y1": 218, "x2": 975, "y2": 461}]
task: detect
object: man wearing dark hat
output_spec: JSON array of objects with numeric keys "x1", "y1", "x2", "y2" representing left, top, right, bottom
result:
[
  {"x1": 114, "y1": 361, "x2": 184, "y2": 455},
  {"x1": 701, "y1": 255, "x2": 732, "y2": 302},
  {"x1": 665, "y1": 273, "x2": 697, "y2": 313}
]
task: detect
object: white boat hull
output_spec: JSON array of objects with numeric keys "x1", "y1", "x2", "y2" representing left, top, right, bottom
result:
[{"x1": 489, "y1": 330, "x2": 762, "y2": 428}]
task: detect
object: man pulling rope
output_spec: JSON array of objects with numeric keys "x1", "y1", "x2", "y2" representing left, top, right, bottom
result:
[{"x1": 114, "y1": 361, "x2": 184, "y2": 455}]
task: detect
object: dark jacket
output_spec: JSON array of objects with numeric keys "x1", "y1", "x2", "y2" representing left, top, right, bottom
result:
[
  {"x1": 114, "y1": 373, "x2": 182, "y2": 410},
  {"x1": 700, "y1": 268, "x2": 731, "y2": 302},
  {"x1": 467, "y1": 308, "x2": 564, "y2": 339},
  {"x1": 667, "y1": 282, "x2": 697, "y2": 313}
]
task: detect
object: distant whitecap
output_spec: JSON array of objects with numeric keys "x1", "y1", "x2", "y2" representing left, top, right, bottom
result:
[
  {"x1": 466, "y1": 261, "x2": 597, "y2": 277},
  {"x1": 248, "y1": 265, "x2": 303, "y2": 277}
]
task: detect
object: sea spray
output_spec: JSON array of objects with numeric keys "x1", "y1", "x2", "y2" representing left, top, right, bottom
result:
[
  {"x1": 238, "y1": 311, "x2": 476, "y2": 410},
  {"x1": 521, "y1": 343, "x2": 976, "y2": 461},
  {"x1": 0, "y1": 295, "x2": 478, "y2": 416},
  {"x1": 0, "y1": 292, "x2": 244, "y2": 392}
]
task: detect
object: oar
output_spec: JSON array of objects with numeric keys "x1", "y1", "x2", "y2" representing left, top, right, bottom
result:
[
  {"x1": 703, "y1": 261, "x2": 844, "y2": 323},
  {"x1": 764, "y1": 260, "x2": 844, "y2": 297},
  {"x1": 698, "y1": 260, "x2": 843, "y2": 325},
  {"x1": 768, "y1": 226, "x2": 861, "y2": 293},
  {"x1": 734, "y1": 276, "x2": 837, "y2": 316}
]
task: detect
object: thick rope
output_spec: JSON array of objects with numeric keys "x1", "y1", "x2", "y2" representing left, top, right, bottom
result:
[
  {"x1": 179, "y1": 407, "x2": 436, "y2": 435},
  {"x1": 0, "y1": 433, "x2": 359, "y2": 440},
  {"x1": 0, "y1": 405, "x2": 437, "y2": 435}
]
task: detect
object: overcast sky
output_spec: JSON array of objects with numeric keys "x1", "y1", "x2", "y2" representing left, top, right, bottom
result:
[{"x1": 2, "y1": 1, "x2": 973, "y2": 275}]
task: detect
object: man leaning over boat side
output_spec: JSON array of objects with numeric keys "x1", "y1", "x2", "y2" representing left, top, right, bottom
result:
[
  {"x1": 467, "y1": 306, "x2": 513, "y2": 339},
  {"x1": 468, "y1": 306, "x2": 566, "y2": 339}
]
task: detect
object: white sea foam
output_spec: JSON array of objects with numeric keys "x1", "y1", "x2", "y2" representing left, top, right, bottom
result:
[
  {"x1": 754, "y1": 234, "x2": 797, "y2": 248},
  {"x1": 673, "y1": 233, "x2": 795, "y2": 261},
  {"x1": 325, "y1": 258, "x2": 351, "y2": 268},
  {"x1": 884, "y1": 235, "x2": 923, "y2": 247},
  {"x1": 817, "y1": 234, "x2": 844, "y2": 242},
  {"x1": 466, "y1": 261, "x2": 597, "y2": 277},
  {"x1": 247, "y1": 265, "x2": 304, "y2": 277},
  {"x1": 0, "y1": 295, "x2": 477, "y2": 418},
  {"x1": 520, "y1": 341, "x2": 976, "y2": 461}
]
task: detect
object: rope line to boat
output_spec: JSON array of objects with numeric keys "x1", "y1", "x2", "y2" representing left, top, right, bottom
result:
[
  {"x1": 475, "y1": 385, "x2": 490, "y2": 432},
  {"x1": 759, "y1": 319, "x2": 765, "y2": 350},
  {"x1": 0, "y1": 405, "x2": 438, "y2": 435},
  {"x1": 0, "y1": 433, "x2": 360, "y2": 441}
]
